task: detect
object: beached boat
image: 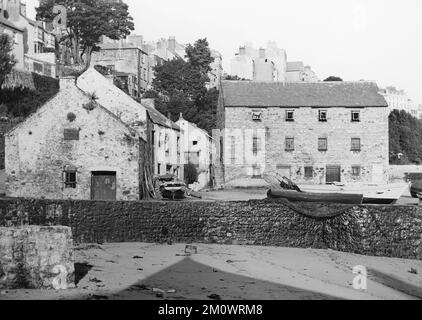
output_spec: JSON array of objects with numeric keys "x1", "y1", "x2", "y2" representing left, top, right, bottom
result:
[
  {"x1": 160, "y1": 181, "x2": 187, "y2": 200},
  {"x1": 298, "y1": 182, "x2": 409, "y2": 204},
  {"x1": 267, "y1": 189, "x2": 363, "y2": 204}
]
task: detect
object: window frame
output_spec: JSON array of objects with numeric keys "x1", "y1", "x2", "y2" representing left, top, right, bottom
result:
[
  {"x1": 285, "y1": 110, "x2": 295, "y2": 122},
  {"x1": 351, "y1": 138, "x2": 361, "y2": 151},
  {"x1": 285, "y1": 137, "x2": 295, "y2": 151},
  {"x1": 318, "y1": 110, "x2": 327, "y2": 122},
  {"x1": 351, "y1": 166, "x2": 361, "y2": 177},
  {"x1": 64, "y1": 171, "x2": 76, "y2": 189},
  {"x1": 351, "y1": 111, "x2": 360, "y2": 122},
  {"x1": 318, "y1": 137, "x2": 328, "y2": 151},
  {"x1": 304, "y1": 166, "x2": 313, "y2": 178}
]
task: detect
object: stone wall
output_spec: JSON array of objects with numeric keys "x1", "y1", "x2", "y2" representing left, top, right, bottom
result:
[
  {"x1": 0, "y1": 226, "x2": 74, "y2": 289},
  {"x1": 0, "y1": 198, "x2": 421, "y2": 260},
  {"x1": 223, "y1": 106, "x2": 389, "y2": 186}
]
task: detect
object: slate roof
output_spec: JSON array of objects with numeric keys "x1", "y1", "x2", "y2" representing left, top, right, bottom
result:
[{"x1": 221, "y1": 81, "x2": 388, "y2": 108}]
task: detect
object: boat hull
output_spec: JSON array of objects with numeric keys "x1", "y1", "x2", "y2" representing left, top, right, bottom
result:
[{"x1": 267, "y1": 189, "x2": 363, "y2": 204}]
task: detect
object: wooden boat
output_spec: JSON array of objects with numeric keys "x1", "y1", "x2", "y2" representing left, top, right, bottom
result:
[
  {"x1": 160, "y1": 182, "x2": 187, "y2": 200},
  {"x1": 267, "y1": 189, "x2": 363, "y2": 204},
  {"x1": 298, "y1": 183, "x2": 409, "y2": 204}
]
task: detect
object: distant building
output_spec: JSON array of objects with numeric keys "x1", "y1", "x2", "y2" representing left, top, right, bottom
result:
[
  {"x1": 2, "y1": 0, "x2": 57, "y2": 78},
  {"x1": 91, "y1": 40, "x2": 149, "y2": 98},
  {"x1": 206, "y1": 50, "x2": 223, "y2": 89},
  {"x1": 176, "y1": 114, "x2": 215, "y2": 189},
  {"x1": 0, "y1": 16, "x2": 24, "y2": 70},
  {"x1": 380, "y1": 86, "x2": 421, "y2": 118},
  {"x1": 230, "y1": 42, "x2": 318, "y2": 82},
  {"x1": 216, "y1": 81, "x2": 389, "y2": 187}
]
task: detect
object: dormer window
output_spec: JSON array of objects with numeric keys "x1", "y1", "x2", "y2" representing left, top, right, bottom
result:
[
  {"x1": 285, "y1": 110, "x2": 294, "y2": 122},
  {"x1": 319, "y1": 110, "x2": 327, "y2": 122}
]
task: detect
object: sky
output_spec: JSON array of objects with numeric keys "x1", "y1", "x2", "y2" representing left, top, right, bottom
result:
[{"x1": 26, "y1": 0, "x2": 422, "y2": 104}]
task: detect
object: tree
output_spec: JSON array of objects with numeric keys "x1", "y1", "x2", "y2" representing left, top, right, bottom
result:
[
  {"x1": 0, "y1": 34, "x2": 16, "y2": 88},
  {"x1": 36, "y1": 0, "x2": 134, "y2": 68},
  {"x1": 151, "y1": 38, "x2": 218, "y2": 134},
  {"x1": 324, "y1": 76, "x2": 343, "y2": 81}
]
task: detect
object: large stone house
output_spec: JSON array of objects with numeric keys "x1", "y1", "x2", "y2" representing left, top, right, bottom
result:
[
  {"x1": 5, "y1": 77, "x2": 145, "y2": 200},
  {"x1": 216, "y1": 81, "x2": 389, "y2": 187}
]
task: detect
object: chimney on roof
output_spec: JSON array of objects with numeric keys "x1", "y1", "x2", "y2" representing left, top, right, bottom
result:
[
  {"x1": 168, "y1": 36, "x2": 176, "y2": 53},
  {"x1": 259, "y1": 48, "x2": 265, "y2": 59},
  {"x1": 179, "y1": 112, "x2": 183, "y2": 120},
  {"x1": 239, "y1": 46, "x2": 246, "y2": 56},
  {"x1": 167, "y1": 111, "x2": 172, "y2": 120}
]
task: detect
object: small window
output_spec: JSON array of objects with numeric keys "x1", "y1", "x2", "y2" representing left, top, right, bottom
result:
[
  {"x1": 252, "y1": 112, "x2": 262, "y2": 121},
  {"x1": 64, "y1": 128, "x2": 79, "y2": 140},
  {"x1": 285, "y1": 137, "x2": 294, "y2": 151},
  {"x1": 304, "y1": 166, "x2": 313, "y2": 178},
  {"x1": 230, "y1": 136, "x2": 236, "y2": 164},
  {"x1": 352, "y1": 166, "x2": 361, "y2": 176},
  {"x1": 351, "y1": 111, "x2": 360, "y2": 122},
  {"x1": 285, "y1": 110, "x2": 294, "y2": 122},
  {"x1": 318, "y1": 138, "x2": 327, "y2": 151},
  {"x1": 351, "y1": 138, "x2": 361, "y2": 151},
  {"x1": 252, "y1": 135, "x2": 261, "y2": 156},
  {"x1": 64, "y1": 171, "x2": 76, "y2": 188},
  {"x1": 192, "y1": 140, "x2": 198, "y2": 146},
  {"x1": 157, "y1": 163, "x2": 161, "y2": 174},
  {"x1": 319, "y1": 110, "x2": 327, "y2": 122}
]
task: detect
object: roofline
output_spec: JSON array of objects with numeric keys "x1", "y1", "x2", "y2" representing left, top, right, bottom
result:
[
  {"x1": 0, "y1": 18, "x2": 25, "y2": 32},
  {"x1": 223, "y1": 105, "x2": 389, "y2": 108},
  {"x1": 99, "y1": 46, "x2": 148, "y2": 55}
]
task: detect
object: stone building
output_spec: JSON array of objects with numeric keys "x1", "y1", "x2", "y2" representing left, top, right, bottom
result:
[
  {"x1": 380, "y1": 86, "x2": 421, "y2": 119},
  {"x1": 0, "y1": 16, "x2": 24, "y2": 69},
  {"x1": 5, "y1": 77, "x2": 146, "y2": 200},
  {"x1": 91, "y1": 41, "x2": 149, "y2": 98},
  {"x1": 176, "y1": 114, "x2": 215, "y2": 190},
  {"x1": 77, "y1": 68, "x2": 183, "y2": 180},
  {"x1": 253, "y1": 48, "x2": 275, "y2": 81},
  {"x1": 216, "y1": 81, "x2": 389, "y2": 187},
  {"x1": 206, "y1": 50, "x2": 223, "y2": 89}
]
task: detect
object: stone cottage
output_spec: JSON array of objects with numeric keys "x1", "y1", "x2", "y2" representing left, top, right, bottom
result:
[
  {"x1": 216, "y1": 81, "x2": 389, "y2": 187},
  {"x1": 77, "y1": 68, "x2": 183, "y2": 181},
  {"x1": 5, "y1": 77, "x2": 146, "y2": 201}
]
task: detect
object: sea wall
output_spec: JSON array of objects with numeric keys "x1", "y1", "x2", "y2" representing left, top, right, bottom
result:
[{"x1": 0, "y1": 198, "x2": 421, "y2": 260}]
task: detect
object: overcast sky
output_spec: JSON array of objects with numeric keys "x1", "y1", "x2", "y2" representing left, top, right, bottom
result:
[{"x1": 26, "y1": 0, "x2": 422, "y2": 104}]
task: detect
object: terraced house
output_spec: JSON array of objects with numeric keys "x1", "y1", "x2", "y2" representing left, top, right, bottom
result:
[{"x1": 216, "y1": 81, "x2": 389, "y2": 187}]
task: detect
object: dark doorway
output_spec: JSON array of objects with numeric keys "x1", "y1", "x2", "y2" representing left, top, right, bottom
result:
[
  {"x1": 91, "y1": 171, "x2": 117, "y2": 200},
  {"x1": 326, "y1": 166, "x2": 341, "y2": 184}
]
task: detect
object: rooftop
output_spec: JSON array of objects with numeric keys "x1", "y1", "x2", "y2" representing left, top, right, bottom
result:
[{"x1": 221, "y1": 81, "x2": 388, "y2": 108}]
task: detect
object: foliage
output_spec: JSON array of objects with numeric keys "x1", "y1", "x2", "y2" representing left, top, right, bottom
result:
[
  {"x1": 184, "y1": 162, "x2": 198, "y2": 185},
  {"x1": 223, "y1": 75, "x2": 248, "y2": 81},
  {"x1": 324, "y1": 76, "x2": 343, "y2": 81},
  {"x1": 151, "y1": 38, "x2": 218, "y2": 134},
  {"x1": 0, "y1": 34, "x2": 16, "y2": 88},
  {"x1": 0, "y1": 72, "x2": 59, "y2": 118},
  {"x1": 36, "y1": 0, "x2": 134, "y2": 67},
  {"x1": 389, "y1": 109, "x2": 422, "y2": 164}
]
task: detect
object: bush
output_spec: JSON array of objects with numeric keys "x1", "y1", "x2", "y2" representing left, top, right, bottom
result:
[{"x1": 184, "y1": 162, "x2": 198, "y2": 184}]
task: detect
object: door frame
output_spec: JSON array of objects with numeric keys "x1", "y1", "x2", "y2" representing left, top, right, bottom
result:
[{"x1": 91, "y1": 171, "x2": 117, "y2": 200}]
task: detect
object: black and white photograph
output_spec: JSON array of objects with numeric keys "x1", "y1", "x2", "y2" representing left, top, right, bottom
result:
[{"x1": 0, "y1": 0, "x2": 422, "y2": 309}]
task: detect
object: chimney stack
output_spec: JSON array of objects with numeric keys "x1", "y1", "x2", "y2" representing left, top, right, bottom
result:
[
  {"x1": 239, "y1": 46, "x2": 246, "y2": 56},
  {"x1": 259, "y1": 48, "x2": 266, "y2": 59},
  {"x1": 168, "y1": 36, "x2": 176, "y2": 53}
]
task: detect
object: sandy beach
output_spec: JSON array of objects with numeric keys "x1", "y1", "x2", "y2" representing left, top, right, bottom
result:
[{"x1": 1, "y1": 243, "x2": 421, "y2": 300}]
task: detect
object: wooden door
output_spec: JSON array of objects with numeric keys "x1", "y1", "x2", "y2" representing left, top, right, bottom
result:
[
  {"x1": 326, "y1": 166, "x2": 341, "y2": 184},
  {"x1": 91, "y1": 171, "x2": 116, "y2": 200}
]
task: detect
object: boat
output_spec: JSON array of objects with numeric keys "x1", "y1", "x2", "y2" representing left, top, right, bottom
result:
[
  {"x1": 160, "y1": 181, "x2": 187, "y2": 200},
  {"x1": 298, "y1": 182, "x2": 409, "y2": 204},
  {"x1": 267, "y1": 189, "x2": 364, "y2": 204}
]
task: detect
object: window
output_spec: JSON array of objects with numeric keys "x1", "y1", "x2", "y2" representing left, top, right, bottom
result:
[
  {"x1": 151, "y1": 130, "x2": 155, "y2": 146},
  {"x1": 230, "y1": 136, "x2": 236, "y2": 164},
  {"x1": 192, "y1": 140, "x2": 198, "y2": 146},
  {"x1": 304, "y1": 166, "x2": 313, "y2": 178},
  {"x1": 64, "y1": 128, "x2": 79, "y2": 140},
  {"x1": 157, "y1": 163, "x2": 161, "y2": 174},
  {"x1": 64, "y1": 171, "x2": 76, "y2": 188},
  {"x1": 285, "y1": 110, "x2": 294, "y2": 122},
  {"x1": 319, "y1": 110, "x2": 327, "y2": 122},
  {"x1": 252, "y1": 112, "x2": 262, "y2": 121},
  {"x1": 351, "y1": 138, "x2": 361, "y2": 151},
  {"x1": 318, "y1": 138, "x2": 327, "y2": 151},
  {"x1": 285, "y1": 137, "x2": 294, "y2": 151},
  {"x1": 252, "y1": 165, "x2": 261, "y2": 179},
  {"x1": 352, "y1": 166, "x2": 361, "y2": 176},
  {"x1": 351, "y1": 111, "x2": 360, "y2": 122},
  {"x1": 252, "y1": 135, "x2": 261, "y2": 156}
]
